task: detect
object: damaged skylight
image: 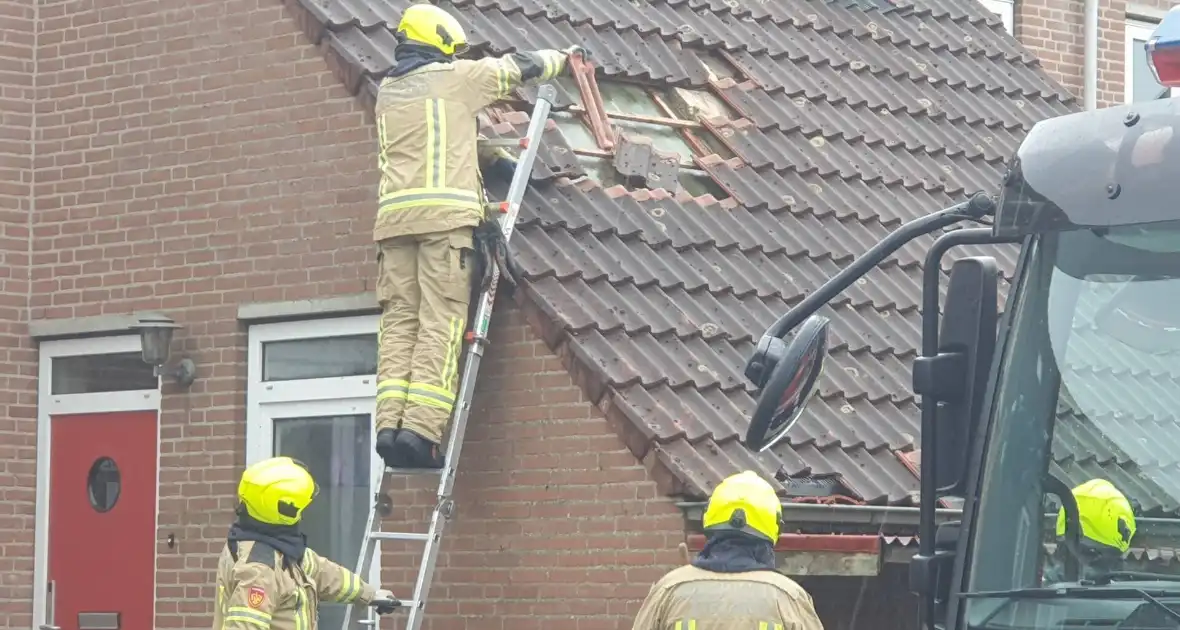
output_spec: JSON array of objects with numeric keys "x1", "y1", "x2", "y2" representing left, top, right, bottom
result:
[{"x1": 544, "y1": 76, "x2": 733, "y2": 198}]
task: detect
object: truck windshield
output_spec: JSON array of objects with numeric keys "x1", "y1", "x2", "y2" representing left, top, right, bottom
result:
[{"x1": 962, "y1": 220, "x2": 1180, "y2": 627}]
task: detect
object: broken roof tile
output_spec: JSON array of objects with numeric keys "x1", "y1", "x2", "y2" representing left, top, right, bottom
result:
[{"x1": 612, "y1": 133, "x2": 682, "y2": 191}]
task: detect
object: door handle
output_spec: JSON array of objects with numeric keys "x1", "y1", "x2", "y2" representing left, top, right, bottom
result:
[{"x1": 39, "y1": 579, "x2": 60, "y2": 630}]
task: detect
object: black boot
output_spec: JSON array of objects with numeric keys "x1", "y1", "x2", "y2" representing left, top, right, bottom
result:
[
  {"x1": 389, "y1": 429, "x2": 444, "y2": 470},
  {"x1": 376, "y1": 429, "x2": 400, "y2": 470}
]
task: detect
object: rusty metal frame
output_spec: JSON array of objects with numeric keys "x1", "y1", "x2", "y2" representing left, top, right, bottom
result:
[
  {"x1": 569, "y1": 54, "x2": 615, "y2": 150},
  {"x1": 568, "y1": 103, "x2": 700, "y2": 129},
  {"x1": 649, "y1": 91, "x2": 712, "y2": 158}
]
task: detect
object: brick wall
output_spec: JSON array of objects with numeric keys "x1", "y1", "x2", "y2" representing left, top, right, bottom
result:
[
  {"x1": 380, "y1": 305, "x2": 685, "y2": 630},
  {"x1": 30, "y1": 0, "x2": 378, "y2": 626},
  {"x1": 0, "y1": 0, "x2": 35, "y2": 627},
  {"x1": 1014, "y1": 0, "x2": 1177, "y2": 108},
  {"x1": 21, "y1": 7, "x2": 687, "y2": 627}
]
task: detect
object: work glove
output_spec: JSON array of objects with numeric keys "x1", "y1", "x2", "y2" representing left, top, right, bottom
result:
[
  {"x1": 472, "y1": 219, "x2": 525, "y2": 297},
  {"x1": 563, "y1": 45, "x2": 589, "y2": 61},
  {"x1": 370, "y1": 589, "x2": 401, "y2": 615}
]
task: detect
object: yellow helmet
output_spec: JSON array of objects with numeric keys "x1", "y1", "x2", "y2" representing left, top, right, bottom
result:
[
  {"x1": 396, "y1": 4, "x2": 468, "y2": 56},
  {"x1": 702, "y1": 470, "x2": 783, "y2": 542},
  {"x1": 238, "y1": 457, "x2": 318, "y2": 526},
  {"x1": 1055, "y1": 478, "x2": 1136, "y2": 554}
]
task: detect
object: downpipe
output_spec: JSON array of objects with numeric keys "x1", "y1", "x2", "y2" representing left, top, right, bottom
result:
[{"x1": 1084, "y1": 0, "x2": 1098, "y2": 110}]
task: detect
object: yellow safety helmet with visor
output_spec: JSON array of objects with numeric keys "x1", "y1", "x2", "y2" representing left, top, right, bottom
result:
[
  {"x1": 1055, "y1": 478, "x2": 1136, "y2": 554},
  {"x1": 702, "y1": 470, "x2": 783, "y2": 543},
  {"x1": 396, "y1": 4, "x2": 469, "y2": 56},
  {"x1": 237, "y1": 456, "x2": 319, "y2": 527}
]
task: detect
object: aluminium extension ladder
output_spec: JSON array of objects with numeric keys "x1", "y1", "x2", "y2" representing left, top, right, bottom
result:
[{"x1": 343, "y1": 83, "x2": 559, "y2": 630}]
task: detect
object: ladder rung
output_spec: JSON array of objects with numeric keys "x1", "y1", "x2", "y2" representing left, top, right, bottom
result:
[
  {"x1": 480, "y1": 137, "x2": 529, "y2": 148},
  {"x1": 384, "y1": 466, "x2": 442, "y2": 476},
  {"x1": 372, "y1": 531, "x2": 431, "y2": 542},
  {"x1": 357, "y1": 603, "x2": 415, "y2": 625}
]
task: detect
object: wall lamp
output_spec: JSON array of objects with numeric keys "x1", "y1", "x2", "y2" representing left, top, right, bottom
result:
[{"x1": 131, "y1": 313, "x2": 197, "y2": 388}]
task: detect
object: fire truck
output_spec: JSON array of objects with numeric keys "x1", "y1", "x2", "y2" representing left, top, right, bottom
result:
[{"x1": 741, "y1": 8, "x2": 1180, "y2": 630}]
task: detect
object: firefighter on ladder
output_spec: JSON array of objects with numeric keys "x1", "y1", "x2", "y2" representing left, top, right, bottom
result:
[
  {"x1": 632, "y1": 471, "x2": 826, "y2": 630},
  {"x1": 373, "y1": 3, "x2": 585, "y2": 470},
  {"x1": 213, "y1": 457, "x2": 399, "y2": 629}
]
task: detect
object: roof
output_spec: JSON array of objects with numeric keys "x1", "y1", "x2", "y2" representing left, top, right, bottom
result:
[
  {"x1": 1051, "y1": 286, "x2": 1180, "y2": 518},
  {"x1": 285, "y1": 0, "x2": 1082, "y2": 504}
]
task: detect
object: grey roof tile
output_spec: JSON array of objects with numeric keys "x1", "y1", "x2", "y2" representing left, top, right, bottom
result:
[{"x1": 712, "y1": 79, "x2": 1027, "y2": 163}]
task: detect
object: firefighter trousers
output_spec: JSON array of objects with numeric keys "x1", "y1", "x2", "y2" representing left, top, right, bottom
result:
[{"x1": 376, "y1": 226, "x2": 474, "y2": 444}]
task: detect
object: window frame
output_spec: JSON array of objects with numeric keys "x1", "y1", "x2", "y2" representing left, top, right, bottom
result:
[
  {"x1": 245, "y1": 314, "x2": 382, "y2": 592},
  {"x1": 979, "y1": 0, "x2": 1014, "y2": 35},
  {"x1": 1126, "y1": 18, "x2": 1179, "y2": 104},
  {"x1": 533, "y1": 77, "x2": 721, "y2": 190}
]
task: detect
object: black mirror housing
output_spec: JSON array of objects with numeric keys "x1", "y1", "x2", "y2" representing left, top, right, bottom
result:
[
  {"x1": 745, "y1": 315, "x2": 831, "y2": 452},
  {"x1": 913, "y1": 257, "x2": 999, "y2": 496}
]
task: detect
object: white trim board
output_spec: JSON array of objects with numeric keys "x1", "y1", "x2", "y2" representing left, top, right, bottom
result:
[
  {"x1": 33, "y1": 335, "x2": 162, "y2": 629},
  {"x1": 978, "y1": 0, "x2": 1014, "y2": 35},
  {"x1": 245, "y1": 314, "x2": 382, "y2": 588}
]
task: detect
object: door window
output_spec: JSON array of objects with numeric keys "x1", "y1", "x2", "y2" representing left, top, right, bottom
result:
[
  {"x1": 51, "y1": 351, "x2": 158, "y2": 394},
  {"x1": 273, "y1": 413, "x2": 370, "y2": 628},
  {"x1": 86, "y1": 456, "x2": 121, "y2": 513}
]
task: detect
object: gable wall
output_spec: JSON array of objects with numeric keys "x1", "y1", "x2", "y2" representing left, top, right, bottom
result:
[{"x1": 5, "y1": 1, "x2": 685, "y2": 628}]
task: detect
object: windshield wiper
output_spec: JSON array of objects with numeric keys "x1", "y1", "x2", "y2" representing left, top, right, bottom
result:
[
  {"x1": 962, "y1": 585, "x2": 1180, "y2": 625},
  {"x1": 1086, "y1": 572, "x2": 1180, "y2": 586}
]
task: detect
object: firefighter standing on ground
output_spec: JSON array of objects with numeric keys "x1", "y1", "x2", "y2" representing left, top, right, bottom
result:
[
  {"x1": 373, "y1": 3, "x2": 584, "y2": 470},
  {"x1": 1042, "y1": 478, "x2": 1137, "y2": 584},
  {"x1": 632, "y1": 470, "x2": 826, "y2": 630},
  {"x1": 213, "y1": 456, "x2": 398, "y2": 629}
]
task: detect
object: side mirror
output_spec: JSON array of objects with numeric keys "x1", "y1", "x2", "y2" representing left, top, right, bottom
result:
[
  {"x1": 912, "y1": 257, "x2": 999, "y2": 495},
  {"x1": 745, "y1": 315, "x2": 830, "y2": 452}
]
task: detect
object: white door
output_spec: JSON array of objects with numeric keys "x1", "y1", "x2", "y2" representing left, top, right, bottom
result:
[{"x1": 246, "y1": 316, "x2": 382, "y2": 630}]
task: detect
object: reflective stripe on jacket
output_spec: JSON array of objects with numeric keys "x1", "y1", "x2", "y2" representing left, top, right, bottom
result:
[
  {"x1": 373, "y1": 49, "x2": 568, "y2": 242},
  {"x1": 630, "y1": 565, "x2": 825, "y2": 630},
  {"x1": 212, "y1": 540, "x2": 377, "y2": 630}
]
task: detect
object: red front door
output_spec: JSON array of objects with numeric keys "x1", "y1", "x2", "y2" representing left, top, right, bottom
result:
[{"x1": 48, "y1": 411, "x2": 157, "y2": 630}]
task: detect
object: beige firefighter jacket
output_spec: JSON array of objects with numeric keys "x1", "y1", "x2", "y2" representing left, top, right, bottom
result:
[
  {"x1": 373, "y1": 49, "x2": 570, "y2": 242},
  {"x1": 212, "y1": 539, "x2": 377, "y2": 630},
  {"x1": 631, "y1": 565, "x2": 825, "y2": 630}
]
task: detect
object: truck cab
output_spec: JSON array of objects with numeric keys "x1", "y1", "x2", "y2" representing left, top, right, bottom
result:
[{"x1": 743, "y1": 49, "x2": 1180, "y2": 630}]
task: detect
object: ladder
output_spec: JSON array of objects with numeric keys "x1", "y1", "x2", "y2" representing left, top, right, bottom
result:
[{"x1": 344, "y1": 83, "x2": 559, "y2": 630}]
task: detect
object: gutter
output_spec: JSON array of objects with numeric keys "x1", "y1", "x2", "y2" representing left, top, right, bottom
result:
[
  {"x1": 675, "y1": 501, "x2": 961, "y2": 529},
  {"x1": 1084, "y1": 0, "x2": 1098, "y2": 110},
  {"x1": 678, "y1": 502, "x2": 1180, "y2": 541}
]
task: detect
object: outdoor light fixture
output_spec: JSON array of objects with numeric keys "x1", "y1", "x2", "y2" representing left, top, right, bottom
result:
[
  {"x1": 1147, "y1": 6, "x2": 1180, "y2": 88},
  {"x1": 131, "y1": 313, "x2": 197, "y2": 388}
]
